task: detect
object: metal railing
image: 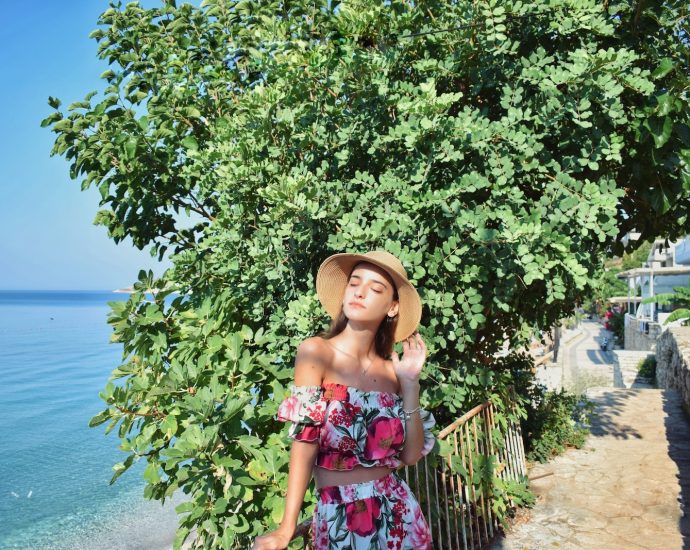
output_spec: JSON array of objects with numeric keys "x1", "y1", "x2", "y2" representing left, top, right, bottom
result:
[
  {"x1": 291, "y1": 400, "x2": 527, "y2": 549},
  {"x1": 400, "y1": 401, "x2": 527, "y2": 549}
]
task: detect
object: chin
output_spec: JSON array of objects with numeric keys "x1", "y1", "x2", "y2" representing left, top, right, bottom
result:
[{"x1": 344, "y1": 306, "x2": 369, "y2": 318}]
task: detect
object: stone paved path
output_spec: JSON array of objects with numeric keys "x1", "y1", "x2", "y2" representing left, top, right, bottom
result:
[
  {"x1": 490, "y1": 387, "x2": 690, "y2": 550},
  {"x1": 490, "y1": 319, "x2": 690, "y2": 550},
  {"x1": 562, "y1": 320, "x2": 615, "y2": 394}
]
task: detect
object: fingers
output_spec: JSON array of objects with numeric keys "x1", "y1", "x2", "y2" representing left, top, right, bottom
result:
[
  {"x1": 406, "y1": 331, "x2": 424, "y2": 351},
  {"x1": 403, "y1": 337, "x2": 411, "y2": 352},
  {"x1": 410, "y1": 334, "x2": 418, "y2": 350},
  {"x1": 401, "y1": 331, "x2": 426, "y2": 355}
]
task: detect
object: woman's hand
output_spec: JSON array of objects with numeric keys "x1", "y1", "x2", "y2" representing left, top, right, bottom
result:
[
  {"x1": 391, "y1": 331, "x2": 427, "y2": 387},
  {"x1": 251, "y1": 525, "x2": 294, "y2": 550}
]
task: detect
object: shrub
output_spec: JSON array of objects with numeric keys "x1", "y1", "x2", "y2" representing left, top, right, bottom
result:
[
  {"x1": 638, "y1": 355, "x2": 657, "y2": 381},
  {"x1": 607, "y1": 310, "x2": 626, "y2": 346},
  {"x1": 522, "y1": 384, "x2": 595, "y2": 464}
]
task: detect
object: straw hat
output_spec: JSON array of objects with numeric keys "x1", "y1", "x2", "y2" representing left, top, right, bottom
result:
[{"x1": 315, "y1": 250, "x2": 422, "y2": 342}]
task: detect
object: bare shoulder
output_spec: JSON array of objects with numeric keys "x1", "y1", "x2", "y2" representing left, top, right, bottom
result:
[{"x1": 293, "y1": 336, "x2": 333, "y2": 386}]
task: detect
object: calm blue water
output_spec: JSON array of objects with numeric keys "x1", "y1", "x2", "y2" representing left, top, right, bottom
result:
[{"x1": 0, "y1": 291, "x2": 186, "y2": 550}]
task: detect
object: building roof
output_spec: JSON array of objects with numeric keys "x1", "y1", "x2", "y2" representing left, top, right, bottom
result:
[
  {"x1": 616, "y1": 266, "x2": 690, "y2": 278},
  {"x1": 607, "y1": 296, "x2": 643, "y2": 303}
]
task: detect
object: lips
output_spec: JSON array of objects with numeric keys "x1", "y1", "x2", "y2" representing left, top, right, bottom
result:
[{"x1": 348, "y1": 302, "x2": 365, "y2": 308}]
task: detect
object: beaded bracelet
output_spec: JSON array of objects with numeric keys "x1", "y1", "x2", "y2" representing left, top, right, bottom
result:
[{"x1": 402, "y1": 406, "x2": 421, "y2": 421}]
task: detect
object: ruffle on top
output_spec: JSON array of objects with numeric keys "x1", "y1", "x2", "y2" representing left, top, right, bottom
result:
[
  {"x1": 276, "y1": 384, "x2": 329, "y2": 442},
  {"x1": 276, "y1": 382, "x2": 436, "y2": 470}
]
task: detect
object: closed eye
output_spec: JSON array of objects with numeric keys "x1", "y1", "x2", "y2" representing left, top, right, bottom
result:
[{"x1": 349, "y1": 283, "x2": 382, "y2": 293}]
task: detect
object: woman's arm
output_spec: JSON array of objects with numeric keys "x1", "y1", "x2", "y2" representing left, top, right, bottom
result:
[
  {"x1": 392, "y1": 333, "x2": 428, "y2": 466},
  {"x1": 280, "y1": 338, "x2": 329, "y2": 528},
  {"x1": 399, "y1": 381, "x2": 424, "y2": 465},
  {"x1": 253, "y1": 338, "x2": 328, "y2": 550},
  {"x1": 279, "y1": 440, "x2": 319, "y2": 533}
]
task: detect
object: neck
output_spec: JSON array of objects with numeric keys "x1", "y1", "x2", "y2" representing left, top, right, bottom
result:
[{"x1": 333, "y1": 324, "x2": 378, "y2": 360}]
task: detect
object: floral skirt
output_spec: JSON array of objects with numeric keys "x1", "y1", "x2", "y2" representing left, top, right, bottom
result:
[{"x1": 311, "y1": 469, "x2": 434, "y2": 549}]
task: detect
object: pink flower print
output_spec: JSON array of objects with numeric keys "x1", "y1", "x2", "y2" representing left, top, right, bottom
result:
[
  {"x1": 328, "y1": 407, "x2": 353, "y2": 428},
  {"x1": 304, "y1": 402, "x2": 326, "y2": 423},
  {"x1": 409, "y1": 505, "x2": 433, "y2": 549},
  {"x1": 277, "y1": 395, "x2": 300, "y2": 422},
  {"x1": 319, "y1": 424, "x2": 339, "y2": 448},
  {"x1": 373, "y1": 473, "x2": 397, "y2": 495},
  {"x1": 344, "y1": 402, "x2": 363, "y2": 415},
  {"x1": 377, "y1": 392, "x2": 397, "y2": 408},
  {"x1": 313, "y1": 517, "x2": 329, "y2": 549},
  {"x1": 311, "y1": 513, "x2": 318, "y2": 548},
  {"x1": 319, "y1": 485, "x2": 342, "y2": 504},
  {"x1": 392, "y1": 500, "x2": 407, "y2": 525},
  {"x1": 345, "y1": 497, "x2": 381, "y2": 537},
  {"x1": 342, "y1": 484, "x2": 358, "y2": 500},
  {"x1": 337, "y1": 435, "x2": 358, "y2": 452},
  {"x1": 322, "y1": 382, "x2": 348, "y2": 401},
  {"x1": 364, "y1": 416, "x2": 405, "y2": 460},
  {"x1": 318, "y1": 452, "x2": 359, "y2": 471},
  {"x1": 392, "y1": 481, "x2": 409, "y2": 500}
]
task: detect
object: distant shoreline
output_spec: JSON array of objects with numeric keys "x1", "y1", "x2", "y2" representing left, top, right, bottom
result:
[{"x1": 113, "y1": 288, "x2": 189, "y2": 295}]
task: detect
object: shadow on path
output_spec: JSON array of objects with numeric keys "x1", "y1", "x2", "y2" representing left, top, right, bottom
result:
[
  {"x1": 662, "y1": 390, "x2": 690, "y2": 548},
  {"x1": 587, "y1": 389, "x2": 642, "y2": 439},
  {"x1": 584, "y1": 349, "x2": 611, "y2": 365}
]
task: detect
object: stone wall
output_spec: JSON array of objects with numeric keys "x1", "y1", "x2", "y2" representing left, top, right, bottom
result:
[
  {"x1": 656, "y1": 326, "x2": 690, "y2": 412},
  {"x1": 624, "y1": 315, "x2": 663, "y2": 351}
]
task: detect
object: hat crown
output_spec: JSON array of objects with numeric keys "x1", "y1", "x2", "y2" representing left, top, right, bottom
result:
[{"x1": 360, "y1": 250, "x2": 408, "y2": 281}]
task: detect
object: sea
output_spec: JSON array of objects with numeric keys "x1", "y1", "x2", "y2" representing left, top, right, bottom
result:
[{"x1": 0, "y1": 290, "x2": 187, "y2": 550}]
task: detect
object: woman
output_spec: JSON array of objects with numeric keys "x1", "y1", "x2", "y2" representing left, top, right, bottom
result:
[{"x1": 252, "y1": 250, "x2": 436, "y2": 550}]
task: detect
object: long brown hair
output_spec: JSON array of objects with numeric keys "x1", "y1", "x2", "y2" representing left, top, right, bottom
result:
[{"x1": 315, "y1": 261, "x2": 399, "y2": 359}]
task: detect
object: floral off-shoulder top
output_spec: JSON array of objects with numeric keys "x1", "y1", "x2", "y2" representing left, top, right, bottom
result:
[{"x1": 276, "y1": 382, "x2": 436, "y2": 470}]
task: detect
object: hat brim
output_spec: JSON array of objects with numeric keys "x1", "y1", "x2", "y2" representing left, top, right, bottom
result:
[{"x1": 316, "y1": 253, "x2": 422, "y2": 342}]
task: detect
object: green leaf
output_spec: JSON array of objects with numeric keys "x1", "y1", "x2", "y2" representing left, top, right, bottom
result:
[
  {"x1": 181, "y1": 135, "x2": 199, "y2": 151},
  {"x1": 124, "y1": 137, "x2": 137, "y2": 159},
  {"x1": 144, "y1": 462, "x2": 161, "y2": 483},
  {"x1": 652, "y1": 58, "x2": 674, "y2": 79},
  {"x1": 110, "y1": 455, "x2": 135, "y2": 485},
  {"x1": 648, "y1": 116, "x2": 673, "y2": 148},
  {"x1": 270, "y1": 496, "x2": 285, "y2": 525},
  {"x1": 175, "y1": 501, "x2": 195, "y2": 514},
  {"x1": 212, "y1": 497, "x2": 228, "y2": 515},
  {"x1": 173, "y1": 526, "x2": 191, "y2": 550},
  {"x1": 88, "y1": 409, "x2": 111, "y2": 427},
  {"x1": 40, "y1": 112, "x2": 63, "y2": 127}
]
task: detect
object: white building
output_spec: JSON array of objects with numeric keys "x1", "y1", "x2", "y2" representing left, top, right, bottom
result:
[{"x1": 617, "y1": 235, "x2": 690, "y2": 324}]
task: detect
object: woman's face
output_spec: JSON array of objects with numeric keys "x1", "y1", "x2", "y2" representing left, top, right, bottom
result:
[{"x1": 342, "y1": 262, "x2": 399, "y2": 323}]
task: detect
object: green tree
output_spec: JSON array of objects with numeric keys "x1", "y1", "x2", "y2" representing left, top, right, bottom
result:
[
  {"x1": 621, "y1": 240, "x2": 653, "y2": 271},
  {"x1": 583, "y1": 240, "x2": 651, "y2": 313},
  {"x1": 582, "y1": 266, "x2": 628, "y2": 314},
  {"x1": 42, "y1": 0, "x2": 690, "y2": 547}
]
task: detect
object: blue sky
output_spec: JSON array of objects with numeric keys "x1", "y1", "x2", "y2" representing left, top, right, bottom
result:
[{"x1": 0, "y1": 1, "x2": 201, "y2": 290}]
